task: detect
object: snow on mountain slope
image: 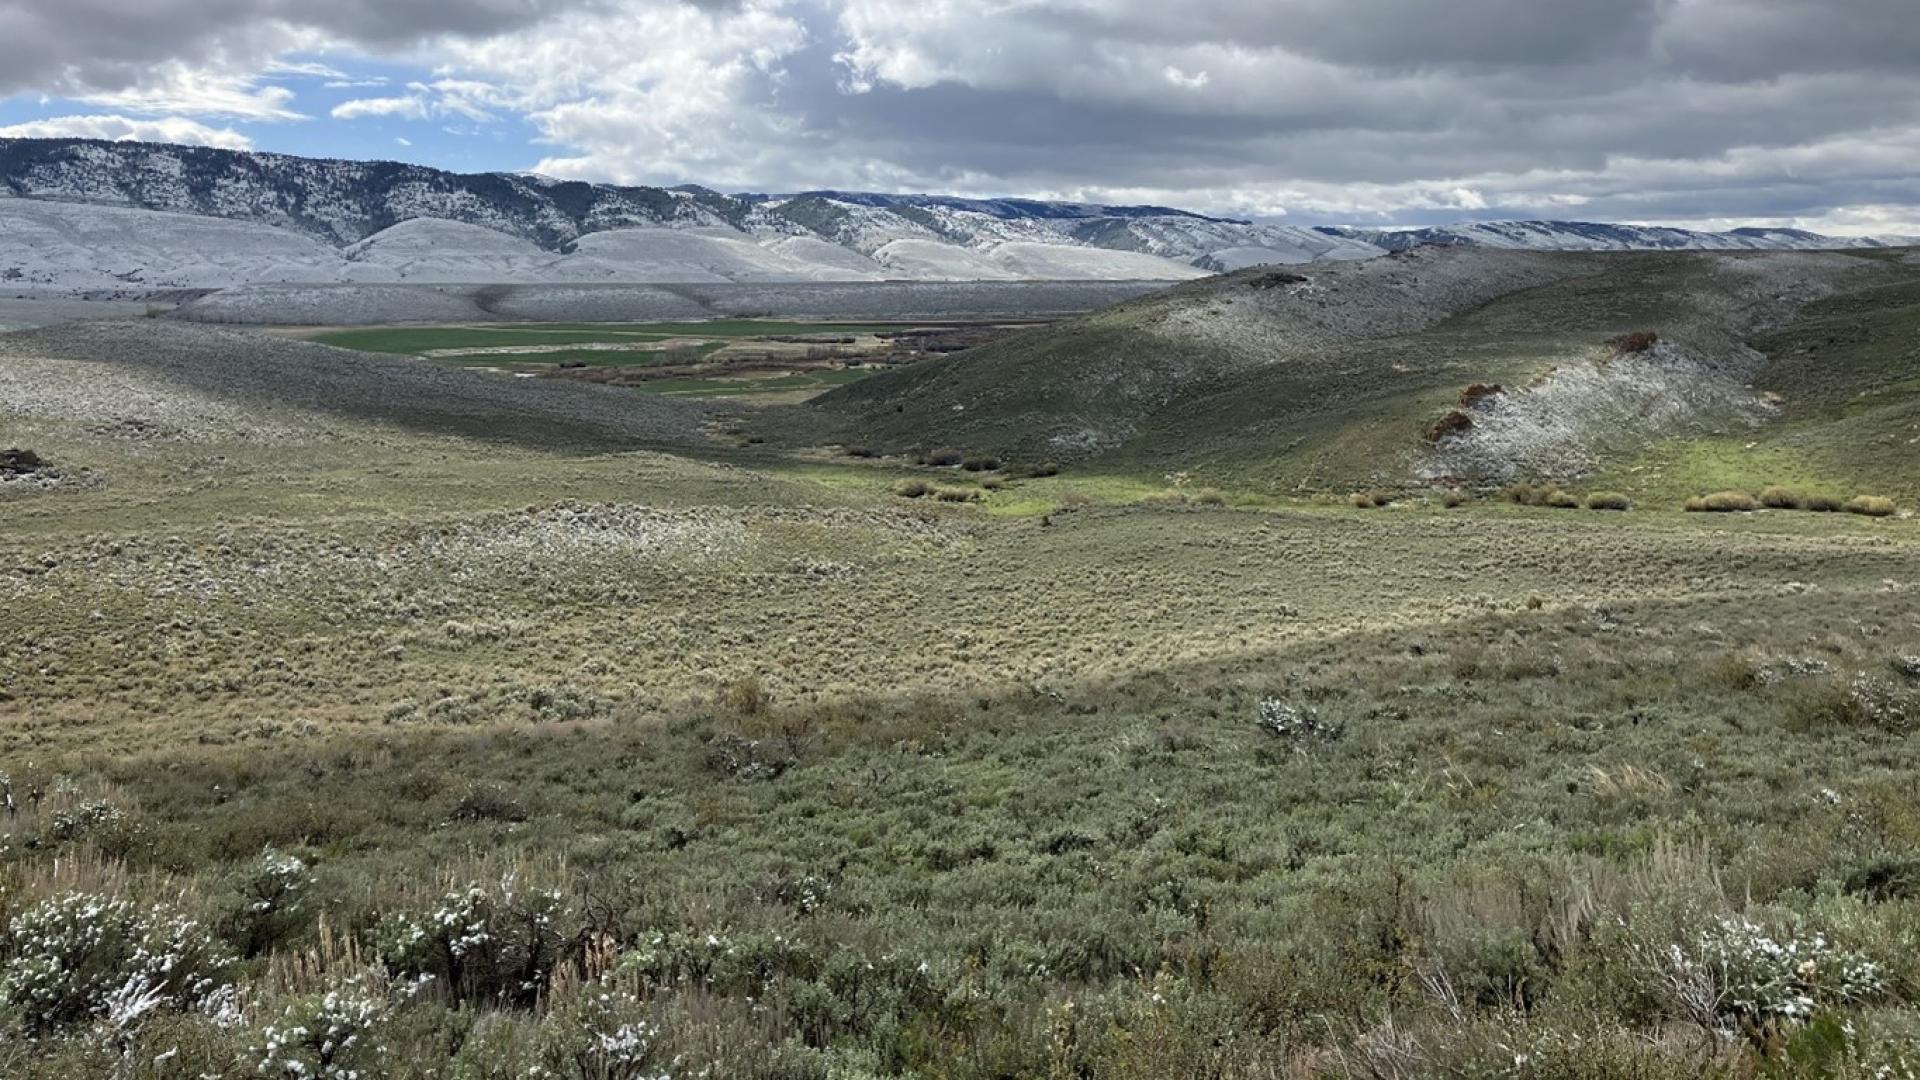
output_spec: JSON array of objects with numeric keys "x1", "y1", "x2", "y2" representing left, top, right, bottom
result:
[
  {"x1": 0, "y1": 197, "x2": 357, "y2": 288},
  {"x1": 5, "y1": 140, "x2": 1915, "y2": 293},
  {"x1": 869, "y1": 239, "x2": 1025, "y2": 281},
  {"x1": 1318, "y1": 220, "x2": 1917, "y2": 253},
  {"x1": 343, "y1": 219, "x2": 557, "y2": 283},
  {"x1": 984, "y1": 242, "x2": 1210, "y2": 280},
  {"x1": 561, "y1": 228, "x2": 884, "y2": 283}
]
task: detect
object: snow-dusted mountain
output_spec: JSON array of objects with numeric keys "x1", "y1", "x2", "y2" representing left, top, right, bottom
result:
[
  {"x1": 1316, "y1": 220, "x2": 1918, "y2": 253},
  {"x1": 0, "y1": 139, "x2": 1912, "y2": 292}
]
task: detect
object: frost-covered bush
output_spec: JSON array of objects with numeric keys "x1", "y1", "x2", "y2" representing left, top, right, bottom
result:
[
  {"x1": 1256, "y1": 698, "x2": 1339, "y2": 744},
  {"x1": 252, "y1": 972, "x2": 429, "y2": 1080},
  {"x1": 375, "y1": 875, "x2": 570, "y2": 1007},
  {"x1": 537, "y1": 985, "x2": 678, "y2": 1080},
  {"x1": 228, "y1": 848, "x2": 314, "y2": 957},
  {"x1": 1666, "y1": 915, "x2": 1886, "y2": 1034},
  {"x1": 1, "y1": 892, "x2": 234, "y2": 1034}
]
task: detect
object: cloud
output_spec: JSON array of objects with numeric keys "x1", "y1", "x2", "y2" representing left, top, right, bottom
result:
[
  {"x1": 0, "y1": 114, "x2": 253, "y2": 148},
  {"x1": 72, "y1": 63, "x2": 303, "y2": 120},
  {"x1": 331, "y1": 96, "x2": 430, "y2": 120},
  {"x1": 329, "y1": 80, "x2": 509, "y2": 122},
  {"x1": 1, "y1": 0, "x2": 1918, "y2": 230}
]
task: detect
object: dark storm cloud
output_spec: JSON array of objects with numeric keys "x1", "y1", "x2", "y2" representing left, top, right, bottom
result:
[
  {"x1": 0, "y1": 0, "x2": 600, "y2": 93},
  {"x1": 3, "y1": 0, "x2": 1918, "y2": 229}
]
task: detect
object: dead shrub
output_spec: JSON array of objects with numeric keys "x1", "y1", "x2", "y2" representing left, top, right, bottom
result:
[
  {"x1": 1426, "y1": 410, "x2": 1475, "y2": 443},
  {"x1": 922, "y1": 447, "x2": 964, "y2": 467},
  {"x1": 1610, "y1": 330, "x2": 1659, "y2": 355},
  {"x1": 1441, "y1": 489, "x2": 1469, "y2": 508},
  {"x1": 891, "y1": 479, "x2": 933, "y2": 499},
  {"x1": 1758, "y1": 486, "x2": 1804, "y2": 510},
  {"x1": 933, "y1": 487, "x2": 981, "y2": 503},
  {"x1": 1585, "y1": 492, "x2": 1632, "y2": 511},
  {"x1": 1845, "y1": 495, "x2": 1897, "y2": 518},
  {"x1": 1458, "y1": 383, "x2": 1504, "y2": 407},
  {"x1": 961, "y1": 455, "x2": 1002, "y2": 472},
  {"x1": 1544, "y1": 489, "x2": 1582, "y2": 509},
  {"x1": 1804, "y1": 493, "x2": 1845, "y2": 512},
  {"x1": 1685, "y1": 490, "x2": 1758, "y2": 513}
]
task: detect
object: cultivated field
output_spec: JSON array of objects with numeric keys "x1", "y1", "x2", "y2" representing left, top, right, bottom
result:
[{"x1": 3, "y1": 255, "x2": 1920, "y2": 1077}]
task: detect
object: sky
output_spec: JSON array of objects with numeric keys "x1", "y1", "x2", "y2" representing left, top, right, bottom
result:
[{"x1": 1, "y1": 0, "x2": 1917, "y2": 233}]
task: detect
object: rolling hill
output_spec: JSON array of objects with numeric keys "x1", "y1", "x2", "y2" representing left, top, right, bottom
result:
[{"x1": 809, "y1": 246, "x2": 1920, "y2": 501}]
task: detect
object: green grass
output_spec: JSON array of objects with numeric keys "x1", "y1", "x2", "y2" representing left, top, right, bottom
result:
[
  {"x1": 312, "y1": 320, "x2": 906, "y2": 355},
  {"x1": 429, "y1": 342, "x2": 728, "y2": 367},
  {"x1": 9, "y1": 259, "x2": 1920, "y2": 1076}
]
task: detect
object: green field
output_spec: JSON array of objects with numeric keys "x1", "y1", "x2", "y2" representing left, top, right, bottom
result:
[
  {"x1": 5, "y1": 252, "x2": 1920, "y2": 1077},
  {"x1": 634, "y1": 367, "x2": 879, "y2": 395},
  {"x1": 311, "y1": 319, "x2": 908, "y2": 355}
]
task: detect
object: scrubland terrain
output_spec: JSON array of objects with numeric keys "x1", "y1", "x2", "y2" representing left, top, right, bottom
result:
[{"x1": 3, "y1": 249, "x2": 1920, "y2": 1078}]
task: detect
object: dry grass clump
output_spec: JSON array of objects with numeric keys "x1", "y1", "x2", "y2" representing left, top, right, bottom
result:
[
  {"x1": 1006, "y1": 461, "x2": 1060, "y2": 479},
  {"x1": 842, "y1": 445, "x2": 880, "y2": 459},
  {"x1": 1504, "y1": 483, "x2": 1580, "y2": 508},
  {"x1": 1845, "y1": 495, "x2": 1897, "y2": 518},
  {"x1": 1803, "y1": 493, "x2": 1845, "y2": 513},
  {"x1": 1610, "y1": 330, "x2": 1659, "y2": 355},
  {"x1": 1458, "y1": 383, "x2": 1504, "y2": 407},
  {"x1": 920, "y1": 447, "x2": 964, "y2": 467},
  {"x1": 1191, "y1": 488, "x2": 1227, "y2": 506},
  {"x1": 1426, "y1": 409, "x2": 1474, "y2": 443},
  {"x1": 1441, "y1": 489, "x2": 1469, "y2": 508},
  {"x1": 961, "y1": 455, "x2": 1002, "y2": 472},
  {"x1": 891, "y1": 479, "x2": 934, "y2": 499},
  {"x1": 932, "y1": 487, "x2": 981, "y2": 503},
  {"x1": 1685, "y1": 490, "x2": 1759, "y2": 513},
  {"x1": 1349, "y1": 490, "x2": 1396, "y2": 509},
  {"x1": 1585, "y1": 492, "x2": 1632, "y2": 511},
  {"x1": 1758, "y1": 486, "x2": 1803, "y2": 510}
]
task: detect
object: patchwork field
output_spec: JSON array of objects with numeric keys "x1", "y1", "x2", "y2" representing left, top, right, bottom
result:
[
  {"x1": 4, "y1": 254, "x2": 1920, "y2": 1078},
  {"x1": 296, "y1": 318, "x2": 1041, "y2": 399}
]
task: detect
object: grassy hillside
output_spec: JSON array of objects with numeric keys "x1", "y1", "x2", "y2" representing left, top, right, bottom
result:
[
  {"x1": 810, "y1": 247, "x2": 1920, "y2": 501},
  {"x1": 5, "y1": 289, "x2": 1920, "y2": 1077}
]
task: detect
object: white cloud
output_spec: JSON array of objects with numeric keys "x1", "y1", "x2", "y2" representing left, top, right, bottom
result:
[
  {"x1": 74, "y1": 62, "x2": 303, "y2": 120},
  {"x1": 331, "y1": 96, "x2": 430, "y2": 120},
  {"x1": 0, "y1": 114, "x2": 253, "y2": 148}
]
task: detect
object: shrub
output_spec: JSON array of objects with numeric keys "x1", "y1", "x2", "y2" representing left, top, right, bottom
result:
[
  {"x1": 1686, "y1": 490, "x2": 1758, "y2": 513},
  {"x1": 374, "y1": 877, "x2": 572, "y2": 1008},
  {"x1": 1845, "y1": 495, "x2": 1897, "y2": 518},
  {"x1": 923, "y1": 447, "x2": 964, "y2": 467},
  {"x1": 1, "y1": 893, "x2": 234, "y2": 1034},
  {"x1": 960, "y1": 455, "x2": 1002, "y2": 472},
  {"x1": 1257, "y1": 698, "x2": 1340, "y2": 745},
  {"x1": 1441, "y1": 489, "x2": 1469, "y2": 508},
  {"x1": 933, "y1": 487, "x2": 981, "y2": 503},
  {"x1": 1611, "y1": 330, "x2": 1659, "y2": 355},
  {"x1": 1586, "y1": 492, "x2": 1632, "y2": 511},
  {"x1": 1191, "y1": 488, "x2": 1227, "y2": 506},
  {"x1": 1013, "y1": 461, "x2": 1061, "y2": 478},
  {"x1": 1759, "y1": 486, "x2": 1804, "y2": 510},
  {"x1": 890, "y1": 479, "x2": 932, "y2": 499},
  {"x1": 720, "y1": 675, "x2": 770, "y2": 716},
  {"x1": 0, "y1": 448, "x2": 47, "y2": 476},
  {"x1": 1804, "y1": 493, "x2": 1845, "y2": 512},
  {"x1": 225, "y1": 848, "x2": 314, "y2": 958},
  {"x1": 1665, "y1": 915, "x2": 1885, "y2": 1036},
  {"x1": 1349, "y1": 492, "x2": 1377, "y2": 509},
  {"x1": 1426, "y1": 410, "x2": 1474, "y2": 442},
  {"x1": 535, "y1": 984, "x2": 675, "y2": 1080},
  {"x1": 1458, "y1": 383, "x2": 1504, "y2": 407},
  {"x1": 1544, "y1": 488, "x2": 1582, "y2": 509},
  {"x1": 253, "y1": 972, "x2": 429, "y2": 1080},
  {"x1": 842, "y1": 445, "x2": 879, "y2": 459}
]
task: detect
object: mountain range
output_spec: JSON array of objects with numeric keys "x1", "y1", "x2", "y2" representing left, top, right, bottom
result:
[{"x1": 1, "y1": 138, "x2": 1913, "y2": 291}]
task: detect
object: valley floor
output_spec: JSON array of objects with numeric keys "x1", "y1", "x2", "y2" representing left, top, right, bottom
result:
[{"x1": 2, "y1": 295, "x2": 1919, "y2": 1077}]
